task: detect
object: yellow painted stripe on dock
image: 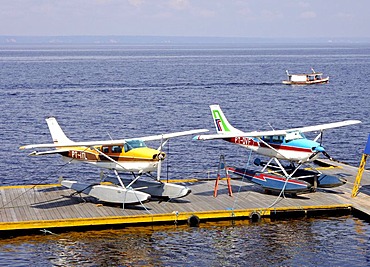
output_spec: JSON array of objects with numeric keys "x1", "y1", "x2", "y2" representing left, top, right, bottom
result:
[
  {"x1": 0, "y1": 184, "x2": 61, "y2": 190},
  {"x1": 304, "y1": 165, "x2": 343, "y2": 171},
  {"x1": 160, "y1": 179, "x2": 200, "y2": 183},
  {"x1": 0, "y1": 204, "x2": 352, "y2": 231}
]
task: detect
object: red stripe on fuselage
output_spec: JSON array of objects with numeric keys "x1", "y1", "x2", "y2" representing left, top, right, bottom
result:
[{"x1": 227, "y1": 137, "x2": 311, "y2": 153}]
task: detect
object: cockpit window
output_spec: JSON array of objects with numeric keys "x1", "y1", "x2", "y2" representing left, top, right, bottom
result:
[
  {"x1": 285, "y1": 131, "x2": 305, "y2": 141},
  {"x1": 261, "y1": 136, "x2": 271, "y2": 142},
  {"x1": 261, "y1": 135, "x2": 284, "y2": 144},
  {"x1": 124, "y1": 140, "x2": 147, "y2": 152}
]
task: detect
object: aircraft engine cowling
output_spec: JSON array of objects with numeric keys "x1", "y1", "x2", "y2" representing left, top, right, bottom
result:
[{"x1": 153, "y1": 152, "x2": 166, "y2": 160}]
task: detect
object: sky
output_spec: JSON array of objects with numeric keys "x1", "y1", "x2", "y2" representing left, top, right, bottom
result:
[{"x1": 1, "y1": 0, "x2": 369, "y2": 39}]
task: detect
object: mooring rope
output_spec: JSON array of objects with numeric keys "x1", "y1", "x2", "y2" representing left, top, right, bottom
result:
[
  {"x1": 0, "y1": 156, "x2": 75, "y2": 209},
  {"x1": 267, "y1": 175, "x2": 289, "y2": 208},
  {"x1": 231, "y1": 149, "x2": 254, "y2": 211}
]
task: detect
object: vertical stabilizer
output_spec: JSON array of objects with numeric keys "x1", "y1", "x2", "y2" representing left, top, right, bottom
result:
[
  {"x1": 209, "y1": 105, "x2": 242, "y2": 134},
  {"x1": 45, "y1": 117, "x2": 73, "y2": 145}
]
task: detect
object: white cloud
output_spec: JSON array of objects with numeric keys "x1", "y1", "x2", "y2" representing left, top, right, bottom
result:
[
  {"x1": 168, "y1": 0, "x2": 189, "y2": 10},
  {"x1": 128, "y1": 0, "x2": 144, "y2": 8},
  {"x1": 194, "y1": 8, "x2": 216, "y2": 18},
  {"x1": 237, "y1": 7, "x2": 252, "y2": 17},
  {"x1": 261, "y1": 10, "x2": 283, "y2": 20},
  {"x1": 336, "y1": 12, "x2": 353, "y2": 19},
  {"x1": 300, "y1": 11, "x2": 317, "y2": 19},
  {"x1": 297, "y1": 1, "x2": 310, "y2": 8}
]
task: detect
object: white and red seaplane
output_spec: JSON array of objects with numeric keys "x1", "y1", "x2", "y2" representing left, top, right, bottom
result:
[{"x1": 194, "y1": 105, "x2": 361, "y2": 195}]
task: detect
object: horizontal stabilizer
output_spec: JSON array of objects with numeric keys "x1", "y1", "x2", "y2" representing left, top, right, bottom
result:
[{"x1": 27, "y1": 149, "x2": 70, "y2": 156}]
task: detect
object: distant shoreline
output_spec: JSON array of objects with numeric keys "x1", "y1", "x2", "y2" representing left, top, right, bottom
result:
[{"x1": 1, "y1": 35, "x2": 369, "y2": 44}]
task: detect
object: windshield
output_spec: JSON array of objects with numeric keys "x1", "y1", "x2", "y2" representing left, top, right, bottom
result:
[
  {"x1": 285, "y1": 131, "x2": 305, "y2": 141},
  {"x1": 124, "y1": 140, "x2": 147, "y2": 152}
]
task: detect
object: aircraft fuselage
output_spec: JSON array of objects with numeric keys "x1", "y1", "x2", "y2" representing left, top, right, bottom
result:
[
  {"x1": 59, "y1": 141, "x2": 164, "y2": 173},
  {"x1": 225, "y1": 136, "x2": 321, "y2": 162}
]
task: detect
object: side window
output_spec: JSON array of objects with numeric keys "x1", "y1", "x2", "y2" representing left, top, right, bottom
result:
[
  {"x1": 112, "y1": 146, "x2": 122, "y2": 153},
  {"x1": 272, "y1": 135, "x2": 283, "y2": 144},
  {"x1": 102, "y1": 147, "x2": 109, "y2": 153}
]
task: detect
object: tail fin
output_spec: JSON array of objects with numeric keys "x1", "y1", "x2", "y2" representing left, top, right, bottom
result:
[
  {"x1": 210, "y1": 105, "x2": 242, "y2": 134},
  {"x1": 45, "y1": 117, "x2": 73, "y2": 145}
]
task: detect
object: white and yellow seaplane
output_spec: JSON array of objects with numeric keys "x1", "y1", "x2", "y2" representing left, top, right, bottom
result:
[
  {"x1": 20, "y1": 117, "x2": 208, "y2": 205},
  {"x1": 194, "y1": 105, "x2": 361, "y2": 194}
]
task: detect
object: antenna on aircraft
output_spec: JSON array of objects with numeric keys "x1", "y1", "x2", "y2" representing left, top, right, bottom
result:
[{"x1": 268, "y1": 122, "x2": 275, "y2": 131}]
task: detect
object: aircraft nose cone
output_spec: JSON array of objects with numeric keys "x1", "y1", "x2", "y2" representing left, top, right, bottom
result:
[
  {"x1": 153, "y1": 152, "x2": 166, "y2": 160},
  {"x1": 313, "y1": 146, "x2": 325, "y2": 152}
]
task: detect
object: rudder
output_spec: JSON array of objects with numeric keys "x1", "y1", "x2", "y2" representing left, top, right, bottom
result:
[
  {"x1": 209, "y1": 105, "x2": 240, "y2": 134},
  {"x1": 45, "y1": 117, "x2": 73, "y2": 145}
]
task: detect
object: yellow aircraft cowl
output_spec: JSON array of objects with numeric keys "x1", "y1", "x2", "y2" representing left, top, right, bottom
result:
[{"x1": 125, "y1": 147, "x2": 166, "y2": 161}]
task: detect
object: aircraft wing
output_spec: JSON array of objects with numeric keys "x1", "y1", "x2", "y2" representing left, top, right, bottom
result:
[
  {"x1": 194, "y1": 120, "x2": 361, "y2": 140},
  {"x1": 136, "y1": 129, "x2": 209, "y2": 142},
  {"x1": 19, "y1": 140, "x2": 124, "y2": 150},
  {"x1": 20, "y1": 129, "x2": 209, "y2": 150},
  {"x1": 194, "y1": 132, "x2": 248, "y2": 140},
  {"x1": 286, "y1": 120, "x2": 362, "y2": 133}
]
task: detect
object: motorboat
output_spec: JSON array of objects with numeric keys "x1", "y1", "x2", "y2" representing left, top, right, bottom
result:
[{"x1": 283, "y1": 68, "x2": 329, "y2": 85}]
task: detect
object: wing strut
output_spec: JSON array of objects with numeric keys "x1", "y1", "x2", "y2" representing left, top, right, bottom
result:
[
  {"x1": 91, "y1": 146, "x2": 147, "y2": 189},
  {"x1": 257, "y1": 137, "x2": 291, "y2": 161}
]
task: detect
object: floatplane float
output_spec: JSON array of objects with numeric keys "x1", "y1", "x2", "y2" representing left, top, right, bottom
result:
[
  {"x1": 194, "y1": 105, "x2": 361, "y2": 195},
  {"x1": 20, "y1": 117, "x2": 208, "y2": 205},
  {"x1": 283, "y1": 68, "x2": 329, "y2": 85}
]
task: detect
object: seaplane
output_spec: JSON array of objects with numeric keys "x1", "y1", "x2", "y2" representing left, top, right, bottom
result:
[
  {"x1": 20, "y1": 117, "x2": 208, "y2": 205},
  {"x1": 193, "y1": 105, "x2": 361, "y2": 195}
]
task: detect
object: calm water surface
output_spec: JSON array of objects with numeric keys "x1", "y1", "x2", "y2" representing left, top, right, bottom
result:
[
  {"x1": 0, "y1": 43, "x2": 370, "y2": 266},
  {"x1": 0, "y1": 217, "x2": 370, "y2": 267}
]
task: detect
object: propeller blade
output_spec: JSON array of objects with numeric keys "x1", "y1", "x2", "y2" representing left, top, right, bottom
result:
[
  {"x1": 309, "y1": 151, "x2": 319, "y2": 160},
  {"x1": 322, "y1": 151, "x2": 333, "y2": 161},
  {"x1": 157, "y1": 134, "x2": 164, "y2": 181},
  {"x1": 157, "y1": 160, "x2": 162, "y2": 181},
  {"x1": 156, "y1": 134, "x2": 169, "y2": 151},
  {"x1": 313, "y1": 131, "x2": 323, "y2": 143}
]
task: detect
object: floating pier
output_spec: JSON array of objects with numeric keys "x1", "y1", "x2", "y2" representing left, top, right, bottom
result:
[{"x1": 0, "y1": 159, "x2": 369, "y2": 237}]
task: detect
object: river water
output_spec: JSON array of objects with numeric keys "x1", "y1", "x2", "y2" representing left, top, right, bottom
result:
[{"x1": 0, "y1": 43, "x2": 370, "y2": 266}]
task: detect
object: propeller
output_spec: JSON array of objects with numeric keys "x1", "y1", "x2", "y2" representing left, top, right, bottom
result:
[
  {"x1": 309, "y1": 130, "x2": 335, "y2": 161},
  {"x1": 313, "y1": 131, "x2": 333, "y2": 160},
  {"x1": 156, "y1": 135, "x2": 166, "y2": 181}
]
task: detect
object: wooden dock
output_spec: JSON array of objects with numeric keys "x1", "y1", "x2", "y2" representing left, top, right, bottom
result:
[{"x1": 1, "y1": 159, "x2": 369, "y2": 236}]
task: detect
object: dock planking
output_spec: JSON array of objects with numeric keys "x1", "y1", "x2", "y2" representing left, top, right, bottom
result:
[{"x1": 0, "y1": 159, "x2": 369, "y2": 236}]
